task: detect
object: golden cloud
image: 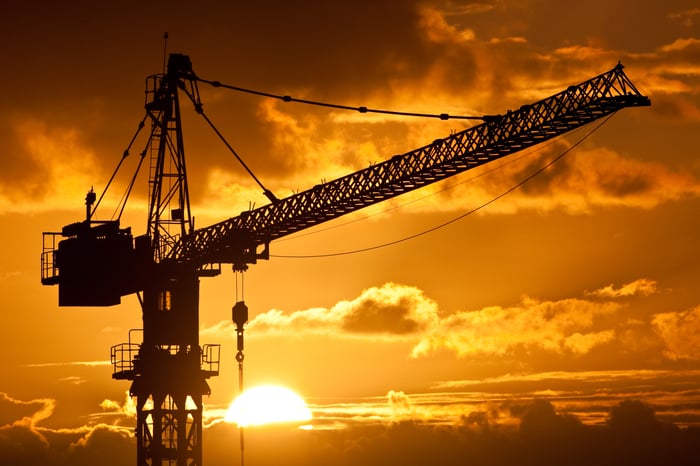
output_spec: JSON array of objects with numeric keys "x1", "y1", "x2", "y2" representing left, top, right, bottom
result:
[
  {"x1": 0, "y1": 120, "x2": 107, "y2": 214},
  {"x1": 411, "y1": 296, "x2": 621, "y2": 358},
  {"x1": 0, "y1": 391, "x2": 132, "y2": 465},
  {"x1": 239, "y1": 77, "x2": 698, "y2": 220},
  {"x1": 652, "y1": 306, "x2": 700, "y2": 360},
  {"x1": 432, "y1": 369, "x2": 692, "y2": 389},
  {"x1": 667, "y1": 8, "x2": 700, "y2": 27},
  {"x1": 0, "y1": 392, "x2": 55, "y2": 433},
  {"x1": 243, "y1": 282, "x2": 439, "y2": 338},
  {"x1": 658, "y1": 37, "x2": 700, "y2": 54},
  {"x1": 587, "y1": 279, "x2": 659, "y2": 298},
  {"x1": 418, "y1": 4, "x2": 476, "y2": 44},
  {"x1": 202, "y1": 277, "x2": 689, "y2": 362},
  {"x1": 447, "y1": 144, "x2": 700, "y2": 215},
  {"x1": 563, "y1": 330, "x2": 616, "y2": 354},
  {"x1": 97, "y1": 391, "x2": 137, "y2": 420},
  {"x1": 4, "y1": 4, "x2": 699, "y2": 222}
]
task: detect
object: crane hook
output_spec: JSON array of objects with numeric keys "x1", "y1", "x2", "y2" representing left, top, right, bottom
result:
[{"x1": 232, "y1": 300, "x2": 248, "y2": 363}]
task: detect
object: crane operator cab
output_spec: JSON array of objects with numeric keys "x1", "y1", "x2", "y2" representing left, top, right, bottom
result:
[{"x1": 41, "y1": 191, "x2": 147, "y2": 306}]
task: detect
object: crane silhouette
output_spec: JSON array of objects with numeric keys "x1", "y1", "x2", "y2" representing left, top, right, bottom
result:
[{"x1": 41, "y1": 54, "x2": 650, "y2": 466}]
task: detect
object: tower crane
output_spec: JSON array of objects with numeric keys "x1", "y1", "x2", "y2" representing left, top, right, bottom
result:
[{"x1": 40, "y1": 54, "x2": 650, "y2": 466}]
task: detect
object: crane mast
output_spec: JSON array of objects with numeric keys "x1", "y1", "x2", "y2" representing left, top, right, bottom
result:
[
  {"x1": 126, "y1": 55, "x2": 215, "y2": 466},
  {"x1": 40, "y1": 54, "x2": 650, "y2": 466},
  {"x1": 145, "y1": 54, "x2": 196, "y2": 262}
]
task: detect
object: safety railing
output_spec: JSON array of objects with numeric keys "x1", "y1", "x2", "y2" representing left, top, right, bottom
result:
[
  {"x1": 41, "y1": 232, "x2": 60, "y2": 285},
  {"x1": 202, "y1": 344, "x2": 220, "y2": 377},
  {"x1": 110, "y1": 342, "x2": 140, "y2": 379}
]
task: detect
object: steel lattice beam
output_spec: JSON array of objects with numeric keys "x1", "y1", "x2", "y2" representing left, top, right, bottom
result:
[{"x1": 170, "y1": 64, "x2": 649, "y2": 267}]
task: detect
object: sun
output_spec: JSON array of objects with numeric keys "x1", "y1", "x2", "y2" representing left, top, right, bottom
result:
[{"x1": 225, "y1": 385, "x2": 312, "y2": 427}]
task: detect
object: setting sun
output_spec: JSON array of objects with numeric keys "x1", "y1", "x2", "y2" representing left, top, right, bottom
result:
[{"x1": 225, "y1": 385, "x2": 312, "y2": 427}]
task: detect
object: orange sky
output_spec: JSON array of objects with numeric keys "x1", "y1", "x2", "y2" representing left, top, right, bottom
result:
[{"x1": 2, "y1": 1, "x2": 700, "y2": 464}]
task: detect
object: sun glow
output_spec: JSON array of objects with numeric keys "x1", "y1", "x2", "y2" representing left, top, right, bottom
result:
[{"x1": 225, "y1": 385, "x2": 313, "y2": 427}]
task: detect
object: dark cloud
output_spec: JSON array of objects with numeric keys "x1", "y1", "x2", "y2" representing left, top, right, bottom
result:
[
  {"x1": 271, "y1": 399, "x2": 697, "y2": 466},
  {"x1": 0, "y1": 392, "x2": 51, "y2": 427},
  {"x1": 239, "y1": 283, "x2": 438, "y2": 338},
  {"x1": 0, "y1": 423, "x2": 50, "y2": 466},
  {"x1": 2, "y1": 0, "x2": 698, "y2": 216},
  {"x1": 2, "y1": 386, "x2": 700, "y2": 466},
  {"x1": 647, "y1": 93, "x2": 700, "y2": 121},
  {"x1": 341, "y1": 295, "x2": 426, "y2": 335},
  {"x1": 66, "y1": 425, "x2": 133, "y2": 465}
]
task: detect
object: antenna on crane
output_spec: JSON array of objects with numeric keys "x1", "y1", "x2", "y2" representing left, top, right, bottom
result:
[
  {"x1": 85, "y1": 187, "x2": 96, "y2": 222},
  {"x1": 162, "y1": 32, "x2": 169, "y2": 73}
]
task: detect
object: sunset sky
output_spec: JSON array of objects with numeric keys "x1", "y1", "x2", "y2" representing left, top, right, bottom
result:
[{"x1": 2, "y1": 1, "x2": 700, "y2": 464}]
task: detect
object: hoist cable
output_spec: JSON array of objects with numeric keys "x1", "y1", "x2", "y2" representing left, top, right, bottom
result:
[
  {"x1": 196, "y1": 77, "x2": 487, "y2": 121},
  {"x1": 270, "y1": 112, "x2": 616, "y2": 259},
  {"x1": 232, "y1": 269, "x2": 246, "y2": 466},
  {"x1": 238, "y1": 361, "x2": 245, "y2": 466},
  {"x1": 234, "y1": 270, "x2": 245, "y2": 302}
]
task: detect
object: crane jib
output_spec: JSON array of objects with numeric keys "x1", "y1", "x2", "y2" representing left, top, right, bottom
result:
[{"x1": 173, "y1": 64, "x2": 649, "y2": 268}]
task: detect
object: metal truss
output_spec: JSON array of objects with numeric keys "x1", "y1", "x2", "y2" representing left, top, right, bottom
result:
[{"x1": 172, "y1": 64, "x2": 649, "y2": 267}]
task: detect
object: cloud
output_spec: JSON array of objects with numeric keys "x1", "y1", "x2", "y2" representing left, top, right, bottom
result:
[
  {"x1": 189, "y1": 6, "x2": 700, "y2": 220},
  {"x1": 651, "y1": 306, "x2": 700, "y2": 360},
  {"x1": 235, "y1": 282, "x2": 440, "y2": 338},
  {"x1": 0, "y1": 271, "x2": 21, "y2": 281},
  {"x1": 7, "y1": 7, "x2": 699, "y2": 219},
  {"x1": 648, "y1": 93, "x2": 700, "y2": 121},
  {"x1": 667, "y1": 8, "x2": 700, "y2": 27},
  {"x1": 563, "y1": 330, "x2": 616, "y2": 354},
  {"x1": 3, "y1": 386, "x2": 700, "y2": 466},
  {"x1": 411, "y1": 295, "x2": 621, "y2": 358},
  {"x1": 432, "y1": 368, "x2": 700, "y2": 389},
  {"x1": 489, "y1": 145, "x2": 700, "y2": 214},
  {"x1": 65, "y1": 424, "x2": 133, "y2": 464},
  {"x1": 587, "y1": 279, "x2": 659, "y2": 298},
  {"x1": 94, "y1": 390, "x2": 137, "y2": 424},
  {"x1": 0, "y1": 119, "x2": 107, "y2": 214},
  {"x1": 203, "y1": 278, "x2": 692, "y2": 363},
  {"x1": 411, "y1": 278, "x2": 686, "y2": 361},
  {"x1": 0, "y1": 392, "x2": 54, "y2": 431},
  {"x1": 3, "y1": 395, "x2": 697, "y2": 466},
  {"x1": 418, "y1": 4, "x2": 476, "y2": 44},
  {"x1": 203, "y1": 363, "x2": 700, "y2": 430},
  {"x1": 0, "y1": 391, "x2": 135, "y2": 466},
  {"x1": 23, "y1": 360, "x2": 111, "y2": 368},
  {"x1": 222, "y1": 399, "x2": 693, "y2": 466},
  {"x1": 57, "y1": 376, "x2": 87, "y2": 385},
  {"x1": 429, "y1": 368, "x2": 700, "y2": 426},
  {"x1": 657, "y1": 37, "x2": 700, "y2": 55},
  {"x1": 387, "y1": 390, "x2": 414, "y2": 423},
  {"x1": 608, "y1": 399, "x2": 661, "y2": 432},
  {"x1": 287, "y1": 132, "x2": 700, "y2": 220}
]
